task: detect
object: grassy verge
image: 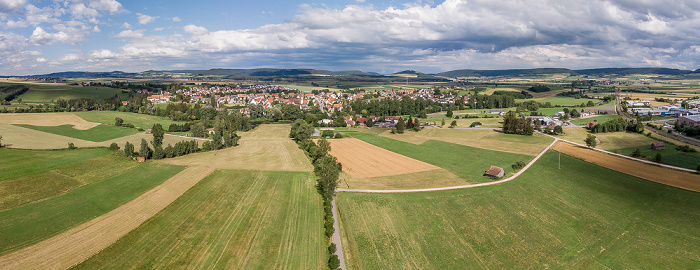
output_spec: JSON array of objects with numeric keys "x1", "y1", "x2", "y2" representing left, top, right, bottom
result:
[
  {"x1": 0, "y1": 162, "x2": 184, "y2": 254},
  {"x1": 14, "y1": 124, "x2": 138, "y2": 142},
  {"x1": 570, "y1": 115, "x2": 619, "y2": 125},
  {"x1": 337, "y1": 151, "x2": 700, "y2": 269},
  {"x1": 346, "y1": 132, "x2": 532, "y2": 183},
  {"x1": 0, "y1": 148, "x2": 111, "y2": 181},
  {"x1": 75, "y1": 170, "x2": 325, "y2": 269}
]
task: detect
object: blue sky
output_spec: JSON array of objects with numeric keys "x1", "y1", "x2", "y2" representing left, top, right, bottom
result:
[{"x1": 1, "y1": 0, "x2": 700, "y2": 75}]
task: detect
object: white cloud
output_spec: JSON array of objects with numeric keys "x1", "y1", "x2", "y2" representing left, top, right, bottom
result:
[
  {"x1": 171, "y1": 16, "x2": 181, "y2": 22},
  {"x1": 183, "y1": 24, "x2": 207, "y2": 35},
  {"x1": 0, "y1": 0, "x2": 27, "y2": 13},
  {"x1": 90, "y1": 49, "x2": 117, "y2": 58},
  {"x1": 93, "y1": 25, "x2": 100, "y2": 32},
  {"x1": 29, "y1": 26, "x2": 70, "y2": 45},
  {"x1": 153, "y1": 27, "x2": 163, "y2": 31},
  {"x1": 136, "y1": 13, "x2": 158, "y2": 24},
  {"x1": 69, "y1": 3, "x2": 99, "y2": 23},
  {"x1": 87, "y1": 0, "x2": 126, "y2": 14},
  {"x1": 36, "y1": 57, "x2": 46, "y2": 62},
  {"x1": 121, "y1": 22, "x2": 131, "y2": 28},
  {"x1": 114, "y1": 29, "x2": 144, "y2": 39}
]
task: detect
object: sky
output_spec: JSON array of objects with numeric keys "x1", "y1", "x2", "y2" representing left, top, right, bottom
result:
[{"x1": 1, "y1": 0, "x2": 700, "y2": 75}]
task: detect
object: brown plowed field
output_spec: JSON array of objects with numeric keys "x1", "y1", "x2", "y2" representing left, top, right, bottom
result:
[
  {"x1": 0, "y1": 166, "x2": 215, "y2": 270},
  {"x1": 326, "y1": 138, "x2": 439, "y2": 178},
  {"x1": 554, "y1": 142, "x2": 700, "y2": 192}
]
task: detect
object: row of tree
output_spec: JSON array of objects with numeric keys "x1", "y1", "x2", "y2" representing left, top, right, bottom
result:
[
  {"x1": 590, "y1": 117, "x2": 643, "y2": 133},
  {"x1": 502, "y1": 111, "x2": 535, "y2": 136}
]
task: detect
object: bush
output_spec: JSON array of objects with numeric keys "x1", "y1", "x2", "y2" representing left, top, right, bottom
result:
[
  {"x1": 328, "y1": 243, "x2": 337, "y2": 254},
  {"x1": 512, "y1": 161, "x2": 526, "y2": 170},
  {"x1": 676, "y1": 145, "x2": 697, "y2": 153},
  {"x1": 334, "y1": 133, "x2": 343, "y2": 139},
  {"x1": 68, "y1": 142, "x2": 77, "y2": 149},
  {"x1": 324, "y1": 219, "x2": 335, "y2": 238},
  {"x1": 655, "y1": 153, "x2": 662, "y2": 163},
  {"x1": 631, "y1": 147, "x2": 642, "y2": 157},
  {"x1": 469, "y1": 121, "x2": 482, "y2": 127},
  {"x1": 328, "y1": 255, "x2": 340, "y2": 269},
  {"x1": 108, "y1": 142, "x2": 120, "y2": 151},
  {"x1": 115, "y1": 117, "x2": 123, "y2": 126},
  {"x1": 321, "y1": 130, "x2": 334, "y2": 138}
]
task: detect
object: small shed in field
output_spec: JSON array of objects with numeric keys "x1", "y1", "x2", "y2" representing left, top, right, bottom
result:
[
  {"x1": 484, "y1": 166, "x2": 505, "y2": 178},
  {"x1": 651, "y1": 141, "x2": 665, "y2": 150}
]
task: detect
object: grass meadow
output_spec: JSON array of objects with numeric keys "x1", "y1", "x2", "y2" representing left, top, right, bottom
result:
[
  {"x1": 345, "y1": 132, "x2": 533, "y2": 183},
  {"x1": 611, "y1": 143, "x2": 700, "y2": 170},
  {"x1": 0, "y1": 154, "x2": 138, "y2": 211},
  {"x1": 0, "y1": 148, "x2": 110, "y2": 181},
  {"x1": 570, "y1": 115, "x2": 619, "y2": 125},
  {"x1": 74, "y1": 111, "x2": 182, "y2": 130},
  {"x1": 11, "y1": 83, "x2": 129, "y2": 103},
  {"x1": 0, "y1": 163, "x2": 184, "y2": 254},
  {"x1": 337, "y1": 151, "x2": 700, "y2": 269},
  {"x1": 14, "y1": 124, "x2": 138, "y2": 142},
  {"x1": 76, "y1": 170, "x2": 326, "y2": 269}
]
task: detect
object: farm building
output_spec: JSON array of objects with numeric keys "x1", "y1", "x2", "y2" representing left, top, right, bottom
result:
[
  {"x1": 484, "y1": 166, "x2": 505, "y2": 178},
  {"x1": 651, "y1": 142, "x2": 665, "y2": 150}
]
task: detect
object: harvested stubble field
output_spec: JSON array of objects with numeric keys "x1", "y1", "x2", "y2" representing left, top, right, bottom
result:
[
  {"x1": 345, "y1": 169, "x2": 466, "y2": 190},
  {"x1": 326, "y1": 138, "x2": 439, "y2": 178},
  {"x1": 75, "y1": 170, "x2": 326, "y2": 269},
  {"x1": 553, "y1": 142, "x2": 700, "y2": 192},
  {"x1": 376, "y1": 128, "x2": 552, "y2": 156},
  {"x1": 162, "y1": 125, "x2": 313, "y2": 172},
  {"x1": 337, "y1": 151, "x2": 700, "y2": 269}
]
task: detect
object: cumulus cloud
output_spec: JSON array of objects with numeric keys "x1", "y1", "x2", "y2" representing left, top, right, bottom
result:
[
  {"x1": 29, "y1": 26, "x2": 69, "y2": 45},
  {"x1": 121, "y1": 22, "x2": 131, "y2": 28},
  {"x1": 114, "y1": 29, "x2": 144, "y2": 39},
  {"x1": 171, "y1": 16, "x2": 181, "y2": 22},
  {"x1": 183, "y1": 24, "x2": 207, "y2": 35},
  {"x1": 0, "y1": 0, "x2": 26, "y2": 13},
  {"x1": 136, "y1": 13, "x2": 158, "y2": 24}
]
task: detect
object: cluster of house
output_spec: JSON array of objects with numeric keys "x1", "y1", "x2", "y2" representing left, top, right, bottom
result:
[{"x1": 318, "y1": 115, "x2": 419, "y2": 128}]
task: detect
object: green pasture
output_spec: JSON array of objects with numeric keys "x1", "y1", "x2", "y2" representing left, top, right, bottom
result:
[
  {"x1": 0, "y1": 148, "x2": 110, "y2": 181},
  {"x1": 74, "y1": 111, "x2": 181, "y2": 129},
  {"x1": 15, "y1": 83, "x2": 129, "y2": 103},
  {"x1": 570, "y1": 115, "x2": 619, "y2": 125},
  {"x1": 337, "y1": 151, "x2": 700, "y2": 269},
  {"x1": 611, "y1": 143, "x2": 700, "y2": 170}
]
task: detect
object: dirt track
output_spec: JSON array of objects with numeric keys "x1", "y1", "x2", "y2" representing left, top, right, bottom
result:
[
  {"x1": 327, "y1": 138, "x2": 439, "y2": 178},
  {"x1": 553, "y1": 142, "x2": 700, "y2": 193},
  {"x1": 0, "y1": 166, "x2": 215, "y2": 270}
]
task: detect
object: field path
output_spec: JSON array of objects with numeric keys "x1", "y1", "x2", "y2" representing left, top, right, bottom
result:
[
  {"x1": 0, "y1": 166, "x2": 215, "y2": 270},
  {"x1": 337, "y1": 138, "x2": 558, "y2": 193}
]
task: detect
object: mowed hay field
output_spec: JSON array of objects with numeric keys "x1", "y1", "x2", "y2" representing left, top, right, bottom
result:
[
  {"x1": 162, "y1": 124, "x2": 313, "y2": 172},
  {"x1": 337, "y1": 151, "x2": 700, "y2": 269},
  {"x1": 326, "y1": 138, "x2": 439, "y2": 178},
  {"x1": 75, "y1": 170, "x2": 326, "y2": 269},
  {"x1": 74, "y1": 111, "x2": 181, "y2": 129},
  {"x1": 554, "y1": 142, "x2": 700, "y2": 192},
  {"x1": 376, "y1": 128, "x2": 552, "y2": 156}
]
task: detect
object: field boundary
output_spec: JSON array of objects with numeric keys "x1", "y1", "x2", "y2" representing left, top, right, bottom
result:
[
  {"x1": 0, "y1": 166, "x2": 215, "y2": 270},
  {"x1": 336, "y1": 138, "x2": 558, "y2": 193}
]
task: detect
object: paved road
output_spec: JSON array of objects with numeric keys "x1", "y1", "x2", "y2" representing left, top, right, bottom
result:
[
  {"x1": 337, "y1": 138, "x2": 559, "y2": 193},
  {"x1": 330, "y1": 199, "x2": 346, "y2": 270}
]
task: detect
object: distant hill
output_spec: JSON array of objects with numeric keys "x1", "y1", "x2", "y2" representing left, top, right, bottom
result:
[
  {"x1": 435, "y1": 68, "x2": 692, "y2": 77},
  {"x1": 153, "y1": 68, "x2": 377, "y2": 77},
  {"x1": 29, "y1": 71, "x2": 137, "y2": 78}
]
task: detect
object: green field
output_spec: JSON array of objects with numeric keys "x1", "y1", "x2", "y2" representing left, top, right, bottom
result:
[
  {"x1": 14, "y1": 124, "x2": 138, "y2": 142},
  {"x1": 0, "y1": 154, "x2": 138, "y2": 211},
  {"x1": 76, "y1": 170, "x2": 326, "y2": 269},
  {"x1": 337, "y1": 151, "x2": 700, "y2": 269},
  {"x1": 0, "y1": 148, "x2": 111, "y2": 181},
  {"x1": 611, "y1": 143, "x2": 700, "y2": 170},
  {"x1": 346, "y1": 132, "x2": 532, "y2": 182},
  {"x1": 74, "y1": 111, "x2": 182, "y2": 129},
  {"x1": 0, "y1": 163, "x2": 184, "y2": 254},
  {"x1": 13, "y1": 83, "x2": 129, "y2": 103},
  {"x1": 520, "y1": 97, "x2": 601, "y2": 106},
  {"x1": 570, "y1": 115, "x2": 619, "y2": 125}
]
